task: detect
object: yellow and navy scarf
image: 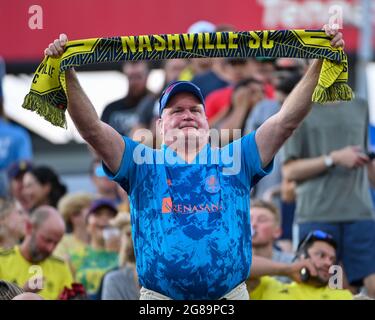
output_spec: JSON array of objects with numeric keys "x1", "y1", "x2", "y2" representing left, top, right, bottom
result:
[{"x1": 23, "y1": 30, "x2": 353, "y2": 128}]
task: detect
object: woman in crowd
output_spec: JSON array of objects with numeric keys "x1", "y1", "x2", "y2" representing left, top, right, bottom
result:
[
  {"x1": 22, "y1": 166, "x2": 67, "y2": 212},
  {"x1": 0, "y1": 197, "x2": 27, "y2": 249},
  {"x1": 54, "y1": 192, "x2": 94, "y2": 277}
]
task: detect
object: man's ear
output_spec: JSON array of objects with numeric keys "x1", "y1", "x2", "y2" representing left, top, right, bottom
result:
[{"x1": 156, "y1": 118, "x2": 163, "y2": 137}]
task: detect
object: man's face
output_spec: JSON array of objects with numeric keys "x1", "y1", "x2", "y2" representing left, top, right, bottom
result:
[
  {"x1": 28, "y1": 220, "x2": 64, "y2": 263},
  {"x1": 87, "y1": 207, "x2": 116, "y2": 242},
  {"x1": 251, "y1": 207, "x2": 280, "y2": 247},
  {"x1": 306, "y1": 241, "x2": 337, "y2": 284},
  {"x1": 123, "y1": 62, "x2": 148, "y2": 97},
  {"x1": 158, "y1": 93, "x2": 209, "y2": 147}
]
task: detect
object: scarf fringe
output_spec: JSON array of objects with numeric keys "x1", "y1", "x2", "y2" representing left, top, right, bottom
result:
[
  {"x1": 312, "y1": 83, "x2": 354, "y2": 104},
  {"x1": 22, "y1": 92, "x2": 67, "y2": 128}
]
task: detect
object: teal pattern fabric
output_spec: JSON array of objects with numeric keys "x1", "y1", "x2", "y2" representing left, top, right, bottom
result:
[{"x1": 104, "y1": 132, "x2": 273, "y2": 299}]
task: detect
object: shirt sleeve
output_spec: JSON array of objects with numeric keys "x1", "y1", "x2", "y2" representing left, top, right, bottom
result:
[
  {"x1": 102, "y1": 136, "x2": 154, "y2": 195},
  {"x1": 249, "y1": 276, "x2": 269, "y2": 300},
  {"x1": 237, "y1": 131, "x2": 274, "y2": 188},
  {"x1": 57, "y1": 264, "x2": 74, "y2": 299}
]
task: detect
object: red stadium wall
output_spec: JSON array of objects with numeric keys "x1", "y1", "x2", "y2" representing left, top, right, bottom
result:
[{"x1": 0, "y1": 0, "x2": 373, "y2": 61}]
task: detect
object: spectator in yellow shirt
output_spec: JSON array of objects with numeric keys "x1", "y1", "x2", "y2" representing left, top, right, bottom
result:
[
  {"x1": 0, "y1": 206, "x2": 73, "y2": 300},
  {"x1": 54, "y1": 192, "x2": 93, "y2": 278},
  {"x1": 248, "y1": 230, "x2": 353, "y2": 300}
]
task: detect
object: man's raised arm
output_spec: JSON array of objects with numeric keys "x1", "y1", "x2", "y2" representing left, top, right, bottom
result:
[
  {"x1": 255, "y1": 25, "x2": 345, "y2": 168},
  {"x1": 45, "y1": 34, "x2": 125, "y2": 173}
]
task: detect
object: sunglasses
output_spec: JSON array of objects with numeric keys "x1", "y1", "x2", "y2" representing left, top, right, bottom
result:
[{"x1": 297, "y1": 230, "x2": 337, "y2": 252}]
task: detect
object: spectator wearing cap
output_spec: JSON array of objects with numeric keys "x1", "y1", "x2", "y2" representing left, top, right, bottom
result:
[
  {"x1": 0, "y1": 197, "x2": 27, "y2": 249},
  {"x1": 75, "y1": 198, "x2": 119, "y2": 299},
  {"x1": 7, "y1": 160, "x2": 32, "y2": 210},
  {"x1": 44, "y1": 25, "x2": 345, "y2": 300},
  {"x1": 0, "y1": 57, "x2": 33, "y2": 197},
  {"x1": 22, "y1": 166, "x2": 67, "y2": 213},
  {"x1": 54, "y1": 192, "x2": 93, "y2": 277},
  {"x1": 247, "y1": 230, "x2": 353, "y2": 300},
  {"x1": 131, "y1": 58, "x2": 189, "y2": 148}
]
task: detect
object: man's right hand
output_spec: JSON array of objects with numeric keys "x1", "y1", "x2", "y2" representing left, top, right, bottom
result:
[
  {"x1": 44, "y1": 34, "x2": 68, "y2": 58},
  {"x1": 283, "y1": 259, "x2": 318, "y2": 283},
  {"x1": 330, "y1": 145, "x2": 369, "y2": 169}
]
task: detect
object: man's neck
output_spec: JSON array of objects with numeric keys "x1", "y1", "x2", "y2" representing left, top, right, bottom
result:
[
  {"x1": 167, "y1": 137, "x2": 209, "y2": 164},
  {"x1": 252, "y1": 243, "x2": 274, "y2": 259}
]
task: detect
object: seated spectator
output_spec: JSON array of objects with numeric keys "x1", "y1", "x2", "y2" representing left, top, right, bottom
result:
[
  {"x1": 0, "y1": 197, "x2": 27, "y2": 249},
  {"x1": 131, "y1": 58, "x2": 188, "y2": 148},
  {"x1": 0, "y1": 206, "x2": 73, "y2": 300},
  {"x1": 54, "y1": 192, "x2": 93, "y2": 277},
  {"x1": 22, "y1": 166, "x2": 67, "y2": 213},
  {"x1": 7, "y1": 160, "x2": 32, "y2": 210},
  {"x1": 101, "y1": 212, "x2": 140, "y2": 300},
  {"x1": 248, "y1": 230, "x2": 353, "y2": 300},
  {"x1": 251, "y1": 199, "x2": 294, "y2": 283},
  {"x1": 75, "y1": 199, "x2": 119, "y2": 299}
]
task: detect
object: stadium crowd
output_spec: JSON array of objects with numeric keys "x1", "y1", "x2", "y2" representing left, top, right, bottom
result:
[{"x1": 0, "y1": 21, "x2": 374, "y2": 300}]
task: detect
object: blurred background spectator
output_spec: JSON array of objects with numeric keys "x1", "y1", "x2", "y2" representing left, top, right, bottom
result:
[
  {"x1": 54, "y1": 192, "x2": 93, "y2": 276},
  {"x1": 101, "y1": 212, "x2": 139, "y2": 300},
  {"x1": 74, "y1": 198, "x2": 119, "y2": 299},
  {"x1": 22, "y1": 166, "x2": 67, "y2": 213},
  {"x1": 0, "y1": 197, "x2": 27, "y2": 250},
  {"x1": 0, "y1": 206, "x2": 73, "y2": 300}
]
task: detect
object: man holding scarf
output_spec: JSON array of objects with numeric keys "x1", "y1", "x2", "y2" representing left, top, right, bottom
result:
[{"x1": 43, "y1": 25, "x2": 344, "y2": 300}]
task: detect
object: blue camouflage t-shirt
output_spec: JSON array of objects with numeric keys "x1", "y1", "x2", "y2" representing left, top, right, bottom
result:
[{"x1": 104, "y1": 131, "x2": 272, "y2": 299}]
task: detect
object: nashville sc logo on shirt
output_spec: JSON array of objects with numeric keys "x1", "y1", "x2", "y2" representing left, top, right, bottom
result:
[{"x1": 162, "y1": 175, "x2": 222, "y2": 214}]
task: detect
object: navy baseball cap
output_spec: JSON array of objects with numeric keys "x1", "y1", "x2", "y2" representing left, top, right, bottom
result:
[
  {"x1": 7, "y1": 160, "x2": 32, "y2": 180},
  {"x1": 158, "y1": 81, "x2": 205, "y2": 117},
  {"x1": 88, "y1": 199, "x2": 118, "y2": 216}
]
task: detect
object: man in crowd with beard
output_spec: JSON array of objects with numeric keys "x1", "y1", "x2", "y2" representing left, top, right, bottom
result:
[
  {"x1": 0, "y1": 206, "x2": 73, "y2": 299},
  {"x1": 247, "y1": 230, "x2": 353, "y2": 299}
]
